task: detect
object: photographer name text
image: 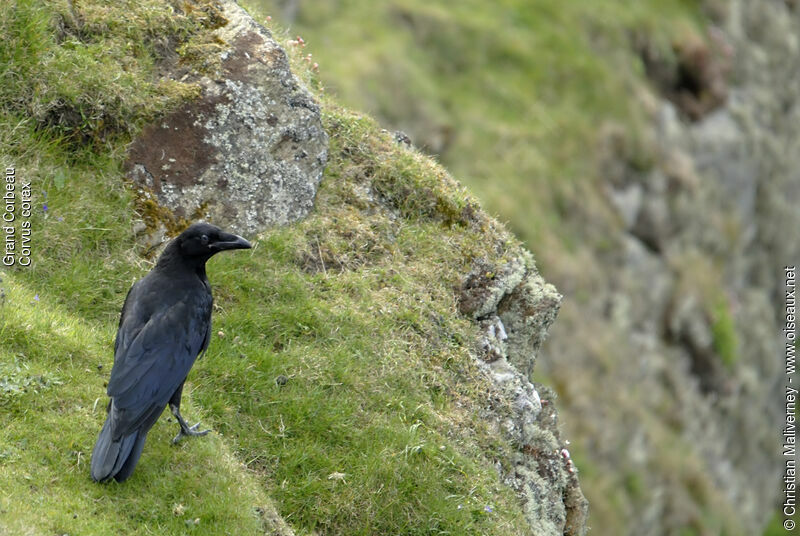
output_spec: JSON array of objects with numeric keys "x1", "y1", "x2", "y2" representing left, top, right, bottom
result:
[{"x1": 784, "y1": 266, "x2": 797, "y2": 530}]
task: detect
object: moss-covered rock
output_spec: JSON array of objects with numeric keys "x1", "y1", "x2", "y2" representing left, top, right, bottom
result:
[{"x1": 126, "y1": 0, "x2": 327, "y2": 239}]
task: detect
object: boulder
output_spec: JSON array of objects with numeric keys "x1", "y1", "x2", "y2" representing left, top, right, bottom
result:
[{"x1": 126, "y1": 0, "x2": 328, "y2": 238}]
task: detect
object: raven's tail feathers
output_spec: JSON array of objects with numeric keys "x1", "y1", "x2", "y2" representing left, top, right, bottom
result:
[{"x1": 90, "y1": 416, "x2": 145, "y2": 483}]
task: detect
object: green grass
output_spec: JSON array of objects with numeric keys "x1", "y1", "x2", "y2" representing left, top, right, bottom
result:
[
  {"x1": 0, "y1": 109, "x2": 532, "y2": 534},
  {"x1": 0, "y1": 273, "x2": 273, "y2": 535},
  {"x1": 0, "y1": 0, "x2": 212, "y2": 149},
  {"x1": 711, "y1": 295, "x2": 739, "y2": 369},
  {"x1": 763, "y1": 510, "x2": 798, "y2": 535},
  {"x1": 187, "y1": 108, "x2": 531, "y2": 534},
  {"x1": 0, "y1": 2, "x2": 539, "y2": 532},
  {"x1": 243, "y1": 0, "x2": 703, "y2": 251}
]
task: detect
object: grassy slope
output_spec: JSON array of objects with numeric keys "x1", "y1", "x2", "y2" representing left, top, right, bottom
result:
[
  {"x1": 0, "y1": 1, "x2": 539, "y2": 534},
  {"x1": 0, "y1": 123, "x2": 273, "y2": 534}
]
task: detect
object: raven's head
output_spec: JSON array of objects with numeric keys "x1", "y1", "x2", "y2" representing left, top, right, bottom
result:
[{"x1": 177, "y1": 222, "x2": 252, "y2": 259}]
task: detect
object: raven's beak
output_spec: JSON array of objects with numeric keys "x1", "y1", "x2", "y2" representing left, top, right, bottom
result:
[{"x1": 213, "y1": 232, "x2": 252, "y2": 251}]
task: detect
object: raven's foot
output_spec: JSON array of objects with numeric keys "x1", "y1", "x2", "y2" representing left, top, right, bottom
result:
[
  {"x1": 169, "y1": 403, "x2": 211, "y2": 445},
  {"x1": 171, "y1": 422, "x2": 210, "y2": 445}
]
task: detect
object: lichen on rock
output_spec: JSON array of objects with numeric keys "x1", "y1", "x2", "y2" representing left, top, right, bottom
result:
[
  {"x1": 125, "y1": 0, "x2": 328, "y2": 238},
  {"x1": 459, "y1": 251, "x2": 587, "y2": 535}
]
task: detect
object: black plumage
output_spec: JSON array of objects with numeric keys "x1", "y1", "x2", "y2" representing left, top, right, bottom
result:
[{"x1": 91, "y1": 222, "x2": 251, "y2": 483}]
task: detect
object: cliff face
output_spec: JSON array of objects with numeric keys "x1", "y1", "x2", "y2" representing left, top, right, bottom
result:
[
  {"x1": 540, "y1": 1, "x2": 799, "y2": 533},
  {"x1": 242, "y1": 0, "x2": 797, "y2": 532}
]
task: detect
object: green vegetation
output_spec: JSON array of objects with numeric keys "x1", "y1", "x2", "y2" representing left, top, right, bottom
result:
[
  {"x1": 672, "y1": 252, "x2": 741, "y2": 370},
  {"x1": 1, "y1": 278, "x2": 272, "y2": 534},
  {"x1": 0, "y1": 1, "x2": 535, "y2": 533},
  {"x1": 192, "y1": 108, "x2": 532, "y2": 535},
  {"x1": 710, "y1": 295, "x2": 739, "y2": 369},
  {"x1": 763, "y1": 511, "x2": 798, "y2": 536},
  {"x1": 245, "y1": 0, "x2": 703, "y2": 251},
  {"x1": 0, "y1": 0, "x2": 213, "y2": 149}
]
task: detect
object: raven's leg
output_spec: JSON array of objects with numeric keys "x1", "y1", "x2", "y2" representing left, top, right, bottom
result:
[{"x1": 168, "y1": 382, "x2": 210, "y2": 444}]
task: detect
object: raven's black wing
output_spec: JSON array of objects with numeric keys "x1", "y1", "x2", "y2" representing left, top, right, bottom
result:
[{"x1": 105, "y1": 278, "x2": 211, "y2": 440}]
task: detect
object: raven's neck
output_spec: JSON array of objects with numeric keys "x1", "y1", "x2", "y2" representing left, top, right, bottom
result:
[{"x1": 155, "y1": 241, "x2": 209, "y2": 281}]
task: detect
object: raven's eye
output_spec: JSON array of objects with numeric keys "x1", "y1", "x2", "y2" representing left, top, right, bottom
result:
[{"x1": 201, "y1": 234, "x2": 209, "y2": 245}]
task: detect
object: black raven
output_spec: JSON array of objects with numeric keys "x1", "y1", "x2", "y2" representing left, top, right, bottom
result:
[{"x1": 91, "y1": 222, "x2": 251, "y2": 483}]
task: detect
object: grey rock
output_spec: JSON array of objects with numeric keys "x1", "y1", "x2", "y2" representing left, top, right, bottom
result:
[
  {"x1": 460, "y1": 252, "x2": 586, "y2": 536},
  {"x1": 607, "y1": 182, "x2": 643, "y2": 230},
  {"x1": 602, "y1": 235, "x2": 674, "y2": 336},
  {"x1": 458, "y1": 254, "x2": 527, "y2": 320},
  {"x1": 497, "y1": 269, "x2": 562, "y2": 377},
  {"x1": 393, "y1": 130, "x2": 412, "y2": 146},
  {"x1": 689, "y1": 109, "x2": 757, "y2": 218},
  {"x1": 478, "y1": 315, "x2": 509, "y2": 363},
  {"x1": 126, "y1": 0, "x2": 328, "y2": 237},
  {"x1": 667, "y1": 293, "x2": 727, "y2": 394},
  {"x1": 630, "y1": 171, "x2": 672, "y2": 252}
]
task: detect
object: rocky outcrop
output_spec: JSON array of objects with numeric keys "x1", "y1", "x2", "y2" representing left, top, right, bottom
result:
[
  {"x1": 459, "y1": 253, "x2": 588, "y2": 536},
  {"x1": 125, "y1": 0, "x2": 327, "y2": 240}
]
